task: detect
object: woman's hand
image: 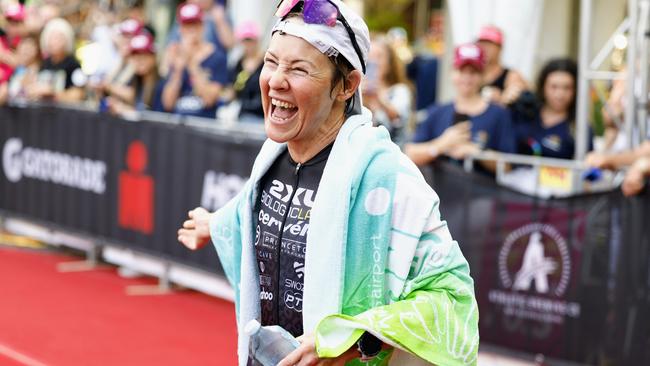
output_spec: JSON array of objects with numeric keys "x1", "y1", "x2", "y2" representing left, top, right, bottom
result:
[
  {"x1": 277, "y1": 334, "x2": 358, "y2": 366},
  {"x1": 447, "y1": 142, "x2": 481, "y2": 160},
  {"x1": 585, "y1": 152, "x2": 613, "y2": 169},
  {"x1": 437, "y1": 121, "x2": 472, "y2": 154},
  {"x1": 622, "y1": 157, "x2": 649, "y2": 197},
  {"x1": 177, "y1": 207, "x2": 212, "y2": 250}
]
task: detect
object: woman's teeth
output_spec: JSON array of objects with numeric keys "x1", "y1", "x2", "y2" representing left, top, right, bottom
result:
[{"x1": 271, "y1": 99, "x2": 297, "y2": 109}]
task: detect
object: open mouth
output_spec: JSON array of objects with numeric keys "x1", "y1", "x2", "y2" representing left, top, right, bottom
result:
[{"x1": 270, "y1": 98, "x2": 298, "y2": 123}]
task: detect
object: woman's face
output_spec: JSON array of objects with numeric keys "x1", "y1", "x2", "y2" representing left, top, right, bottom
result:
[
  {"x1": 242, "y1": 38, "x2": 259, "y2": 56},
  {"x1": 17, "y1": 38, "x2": 38, "y2": 66},
  {"x1": 260, "y1": 33, "x2": 341, "y2": 145},
  {"x1": 368, "y1": 41, "x2": 388, "y2": 82},
  {"x1": 47, "y1": 30, "x2": 68, "y2": 57},
  {"x1": 452, "y1": 65, "x2": 483, "y2": 97},
  {"x1": 544, "y1": 71, "x2": 575, "y2": 113},
  {"x1": 180, "y1": 22, "x2": 203, "y2": 46},
  {"x1": 477, "y1": 40, "x2": 500, "y2": 64},
  {"x1": 130, "y1": 53, "x2": 156, "y2": 76}
]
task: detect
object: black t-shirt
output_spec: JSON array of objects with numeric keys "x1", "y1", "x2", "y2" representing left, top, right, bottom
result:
[
  {"x1": 254, "y1": 144, "x2": 332, "y2": 337},
  {"x1": 39, "y1": 55, "x2": 82, "y2": 91},
  {"x1": 230, "y1": 59, "x2": 264, "y2": 118}
]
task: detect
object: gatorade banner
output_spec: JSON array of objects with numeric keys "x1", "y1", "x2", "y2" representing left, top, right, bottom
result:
[
  {"x1": 429, "y1": 162, "x2": 650, "y2": 365},
  {"x1": 0, "y1": 105, "x2": 263, "y2": 273}
]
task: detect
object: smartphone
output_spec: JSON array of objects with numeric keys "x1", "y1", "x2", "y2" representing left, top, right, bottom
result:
[{"x1": 453, "y1": 111, "x2": 470, "y2": 125}]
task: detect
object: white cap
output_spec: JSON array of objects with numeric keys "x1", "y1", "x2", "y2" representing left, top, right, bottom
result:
[{"x1": 271, "y1": 0, "x2": 370, "y2": 115}]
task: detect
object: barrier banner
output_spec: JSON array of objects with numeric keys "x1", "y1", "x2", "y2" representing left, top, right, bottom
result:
[
  {"x1": 429, "y1": 162, "x2": 650, "y2": 365},
  {"x1": 0, "y1": 106, "x2": 263, "y2": 273},
  {"x1": 2, "y1": 106, "x2": 649, "y2": 364}
]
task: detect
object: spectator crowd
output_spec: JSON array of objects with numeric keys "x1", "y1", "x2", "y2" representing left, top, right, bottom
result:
[{"x1": 0, "y1": 0, "x2": 647, "y2": 196}]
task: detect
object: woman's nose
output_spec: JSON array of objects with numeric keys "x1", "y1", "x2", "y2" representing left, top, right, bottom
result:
[{"x1": 268, "y1": 68, "x2": 288, "y2": 90}]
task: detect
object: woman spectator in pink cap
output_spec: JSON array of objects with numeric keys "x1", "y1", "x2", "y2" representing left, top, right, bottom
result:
[
  {"x1": 477, "y1": 25, "x2": 528, "y2": 106},
  {"x1": 159, "y1": 2, "x2": 229, "y2": 118},
  {"x1": 224, "y1": 20, "x2": 265, "y2": 123},
  {"x1": 406, "y1": 43, "x2": 515, "y2": 172}
]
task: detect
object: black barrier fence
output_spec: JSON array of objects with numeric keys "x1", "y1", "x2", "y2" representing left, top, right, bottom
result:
[
  {"x1": 0, "y1": 105, "x2": 263, "y2": 274},
  {"x1": 1, "y1": 106, "x2": 649, "y2": 365},
  {"x1": 429, "y1": 162, "x2": 650, "y2": 365}
]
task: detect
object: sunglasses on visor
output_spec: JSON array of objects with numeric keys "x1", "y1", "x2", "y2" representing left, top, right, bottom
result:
[{"x1": 275, "y1": 0, "x2": 366, "y2": 73}]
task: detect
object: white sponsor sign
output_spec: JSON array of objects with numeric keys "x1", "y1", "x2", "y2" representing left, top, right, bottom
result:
[
  {"x1": 2, "y1": 138, "x2": 107, "y2": 194},
  {"x1": 200, "y1": 170, "x2": 247, "y2": 211},
  {"x1": 489, "y1": 223, "x2": 581, "y2": 324}
]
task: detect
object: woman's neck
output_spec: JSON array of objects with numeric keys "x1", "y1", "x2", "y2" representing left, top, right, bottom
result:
[
  {"x1": 287, "y1": 113, "x2": 344, "y2": 163},
  {"x1": 540, "y1": 105, "x2": 568, "y2": 128},
  {"x1": 50, "y1": 53, "x2": 66, "y2": 63},
  {"x1": 484, "y1": 62, "x2": 503, "y2": 82},
  {"x1": 455, "y1": 94, "x2": 488, "y2": 116}
]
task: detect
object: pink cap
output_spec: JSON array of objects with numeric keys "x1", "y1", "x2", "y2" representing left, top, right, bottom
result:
[
  {"x1": 477, "y1": 25, "x2": 503, "y2": 46},
  {"x1": 129, "y1": 32, "x2": 155, "y2": 54},
  {"x1": 177, "y1": 3, "x2": 203, "y2": 25},
  {"x1": 5, "y1": 3, "x2": 25, "y2": 22},
  {"x1": 235, "y1": 21, "x2": 260, "y2": 41},
  {"x1": 453, "y1": 43, "x2": 485, "y2": 71},
  {"x1": 119, "y1": 19, "x2": 143, "y2": 36}
]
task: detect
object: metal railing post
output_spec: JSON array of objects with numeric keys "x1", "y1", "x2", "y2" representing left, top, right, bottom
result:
[
  {"x1": 575, "y1": 0, "x2": 593, "y2": 161},
  {"x1": 637, "y1": 0, "x2": 650, "y2": 141},
  {"x1": 625, "y1": 0, "x2": 640, "y2": 148}
]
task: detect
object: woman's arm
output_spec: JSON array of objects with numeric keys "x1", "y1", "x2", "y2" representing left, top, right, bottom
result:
[
  {"x1": 622, "y1": 156, "x2": 650, "y2": 197},
  {"x1": 105, "y1": 82, "x2": 136, "y2": 105},
  {"x1": 211, "y1": 5, "x2": 235, "y2": 50},
  {"x1": 161, "y1": 67, "x2": 184, "y2": 112},
  {"x1": 188, "y1": 64, "x2": 222, "y2": 107}
]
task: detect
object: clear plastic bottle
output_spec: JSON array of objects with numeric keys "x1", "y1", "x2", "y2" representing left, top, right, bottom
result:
[{"x1": 245, "y1": 319, "x2": 300, "y2": 366}]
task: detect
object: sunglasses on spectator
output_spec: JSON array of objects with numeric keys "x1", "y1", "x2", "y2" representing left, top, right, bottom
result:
[{"x1": 275, "y1": 0, "x2": 366, "y2": 73}]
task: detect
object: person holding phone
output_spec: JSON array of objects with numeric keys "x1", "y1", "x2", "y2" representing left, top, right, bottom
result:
[{"x1": 405, "y1": 43, "x2": 515, "y2": 171}]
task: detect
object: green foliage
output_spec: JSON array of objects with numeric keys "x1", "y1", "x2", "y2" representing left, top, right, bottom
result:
[{"x1": 363, "y1": 0, "x2": 413, "y2": 34}]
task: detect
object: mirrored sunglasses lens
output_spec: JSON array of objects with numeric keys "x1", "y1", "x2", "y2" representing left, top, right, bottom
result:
[{"x1": 303, "y1": 0, "x2": 338, "y2": 27}]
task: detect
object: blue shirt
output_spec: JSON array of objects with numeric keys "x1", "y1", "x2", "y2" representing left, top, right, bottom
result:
[
  {"x1": 413, "y1": 102, "x2": 516, "y2": 153},
  {"x1": 406, "y1": 55, "x2": 438, "y2": 110},
  {"x1": 160, "y1": 49, "x2": 228, "y2": 119},
  {"x1": 514, "y1": 111, "x2": 593, "y2": 159}
]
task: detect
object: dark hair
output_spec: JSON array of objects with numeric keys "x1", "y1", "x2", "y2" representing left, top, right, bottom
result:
[
  {"x1": 329, "y1": 54, "x2": 355, "y2": 114},
  {"x1": 536, "y1": 58, "x2": 578, "y2": 120}
]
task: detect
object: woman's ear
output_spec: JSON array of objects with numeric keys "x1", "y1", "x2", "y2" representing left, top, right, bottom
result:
[{"x1": 337, "y1": 69, "x2": 362, "y2": 102}]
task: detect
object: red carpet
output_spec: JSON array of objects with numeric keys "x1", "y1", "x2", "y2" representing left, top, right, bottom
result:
[{"x1": 0, "y1": 247, "x2": 238, "y2": 365}]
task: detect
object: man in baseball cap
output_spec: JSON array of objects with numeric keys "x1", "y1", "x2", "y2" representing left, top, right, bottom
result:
[{"x1": 476, "y1": 24, "x2": 528, "y2": 105}]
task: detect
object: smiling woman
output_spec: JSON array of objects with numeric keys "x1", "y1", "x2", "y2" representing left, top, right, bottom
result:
[{"x1": 177, "y1": 1, "x2": 479, "y2": 365}]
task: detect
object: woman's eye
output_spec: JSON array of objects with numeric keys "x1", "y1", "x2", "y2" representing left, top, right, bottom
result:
[{"x1": 292, "y1": 68, "x2": 308, "y2": 75}]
